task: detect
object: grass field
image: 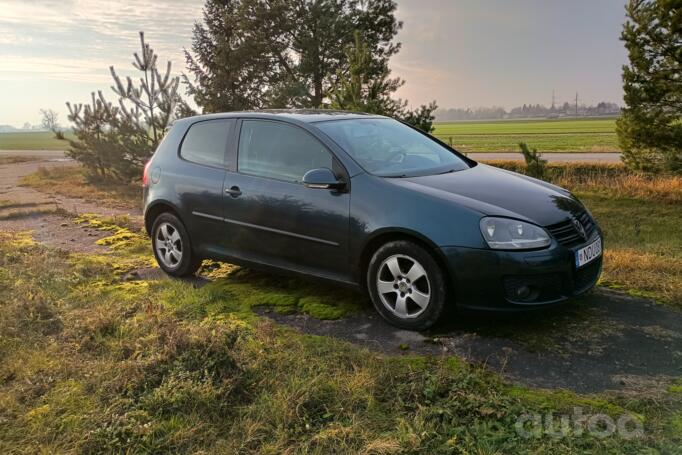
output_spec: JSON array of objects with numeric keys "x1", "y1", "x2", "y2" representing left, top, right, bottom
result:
[
  {"x1": 0, "y1": 131, "x2": 72, "y2": 150},
  {"x1": 432, "y1": 118, "x2": 619, "y2": 153},
  {"x1": 2, "y1": 163, "x2": 681, "y2": 452},
  {"x1": 1, "y1": 218, "x2": 680, "y2": 453},
  {"x1": 1, "y1": 118, "x2": 619, "y2": 153}
]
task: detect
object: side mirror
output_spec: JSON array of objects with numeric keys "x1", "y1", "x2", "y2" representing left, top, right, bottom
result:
[{"x1": 303, "y1": 168, "x2": 346, "y2": 190}]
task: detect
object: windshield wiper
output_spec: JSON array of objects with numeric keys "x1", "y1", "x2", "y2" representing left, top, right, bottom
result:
[{"x1": 436, "y1": 168, "x2": 457, "y2": 175}]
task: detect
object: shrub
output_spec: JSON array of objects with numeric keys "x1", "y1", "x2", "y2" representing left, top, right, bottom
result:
[{"x1": 518, "y1": 142, "x2": 547, "y2": 178}]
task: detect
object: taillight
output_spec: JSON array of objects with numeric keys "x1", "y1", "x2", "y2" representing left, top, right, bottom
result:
[{"x1": 142, "y1": 160, "x2": 151, "y2": 187}]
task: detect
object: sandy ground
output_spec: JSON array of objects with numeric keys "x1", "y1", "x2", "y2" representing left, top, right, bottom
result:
[
  {"x1": 0, "y1": 157, "x2": 141, "y2": 251},
  {"x1": 1, "y1": 155, "x2": 679, "y2": 394}
]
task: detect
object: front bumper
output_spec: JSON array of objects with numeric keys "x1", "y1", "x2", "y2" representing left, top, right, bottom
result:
[{"x1": 440, "y1": 231, "x2": 602, "y2": 312}]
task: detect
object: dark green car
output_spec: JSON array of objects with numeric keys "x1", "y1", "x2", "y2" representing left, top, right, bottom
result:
[{"x1": 143, "y1": 110, "x2": 602, "y2": 330}]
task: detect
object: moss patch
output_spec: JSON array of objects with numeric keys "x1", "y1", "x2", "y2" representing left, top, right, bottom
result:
[
  {"x1": 204, "y1": 269, "x2": 364, "y2": 320},
  {"x1": 0, "y1": 230, "x2": 37, "y2": 248},
  {"x1": 75, "y1": 213, "x2": 147, "y2": 253}
]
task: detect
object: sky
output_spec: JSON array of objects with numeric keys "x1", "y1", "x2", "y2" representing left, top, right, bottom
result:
[{"x1": 0, "y1": 0, "x2": 628, "y2": 127}]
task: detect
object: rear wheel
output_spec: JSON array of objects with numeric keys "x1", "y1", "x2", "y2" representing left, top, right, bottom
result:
[
  {"x1": 151, "y1": 213, "x2": 201, "y2": 277},
  {"x1": 367, "y1": 240, "x2": 448, "y2": 330}
]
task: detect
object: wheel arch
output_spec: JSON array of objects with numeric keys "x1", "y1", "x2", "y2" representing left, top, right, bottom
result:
[
  {"x1": 358, "y1": 228, "x2": 455, "y2": 296},
  {"x1": 144, "y1": 200, "x2": 182, "y2": 235}
]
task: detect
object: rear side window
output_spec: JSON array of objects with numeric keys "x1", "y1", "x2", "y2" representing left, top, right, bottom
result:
[
  {"x1": 238, "y1": 120, "x2": 333, "y2": 183},
  {"x1": 180, "y1": 119, "x2": 233, "y2": 167}
]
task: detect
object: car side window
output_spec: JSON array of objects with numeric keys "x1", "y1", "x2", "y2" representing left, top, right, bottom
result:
[
  {"x1": 237, "y1": 120, "x2": 333, "y2": 183},
  {"x1": 180, "y1": 119, "x2": 233, "y2": 168}
]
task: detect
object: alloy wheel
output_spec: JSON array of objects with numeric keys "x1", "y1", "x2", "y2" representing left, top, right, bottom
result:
[
  {"x1": 155, "y1": 222, "x2": 183, "y2": 269},
  {"x1": 376, "y1": 254, "x2": 431, "y2": 319}
]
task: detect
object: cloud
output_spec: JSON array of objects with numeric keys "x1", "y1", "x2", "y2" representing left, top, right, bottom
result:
[
  {"x1": 0, "y1": 55, "x2": 114, "y2": 83},
  {"x1": 0, "y1": 0, "x2": 203, "y2": 83}
]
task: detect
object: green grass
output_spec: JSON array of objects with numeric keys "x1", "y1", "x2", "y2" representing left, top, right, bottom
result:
[
  {"x1": 583, "y1": 194, "x2": 682, "y2": 305},
  {"x1": 433, "y1": 118, "x2": 619, "y2": 153},
  {"x1": 0, "y1": 131, "x2": 73, "y2": 150},
  {"x1": 0, "y1": 223, "x2": 680, "y2": 453},
  {"x1": 1, "y1": 119, "x2": 619, "y2": 153}
]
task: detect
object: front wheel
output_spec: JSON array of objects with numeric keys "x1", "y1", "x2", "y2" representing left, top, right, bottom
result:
[
  {"x1": 151, "y1": 213, "x2": 202, "y2": 277},
  {"x1": 367, "y1": 240, "x2": 448, "y2": 330}
]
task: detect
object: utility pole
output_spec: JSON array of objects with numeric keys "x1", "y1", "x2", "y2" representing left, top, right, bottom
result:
[{"x1": 574, "y1": 92, "x2": 579, "y2": 117}]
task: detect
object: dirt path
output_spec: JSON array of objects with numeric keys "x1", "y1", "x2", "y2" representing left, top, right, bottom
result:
[
  {"x1": 0, "y1": 149, "x2": 68, "y2": 159},
  {"x1": 265, "y1": 289, "x2": 682, "y2": 393},
  {"x1": 1, "y1": 157, "x2": 680, "y2": 395},
  {"x1": 0, "y1": 157, "x2": 141, "y2": 251}
]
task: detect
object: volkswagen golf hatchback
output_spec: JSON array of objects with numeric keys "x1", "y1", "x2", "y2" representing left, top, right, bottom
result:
[{"x1": 143, "y1": 110, "x2": 603, "y2": 330}]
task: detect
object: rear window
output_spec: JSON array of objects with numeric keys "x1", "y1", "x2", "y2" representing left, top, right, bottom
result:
[{"x1": 180, "y1": 119, "x2": 233, "y2": 167}]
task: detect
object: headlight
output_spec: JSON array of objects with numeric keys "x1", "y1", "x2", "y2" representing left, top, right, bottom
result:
[{"x1": 479, "y1": 217, "x2": 551, "y2": 250}]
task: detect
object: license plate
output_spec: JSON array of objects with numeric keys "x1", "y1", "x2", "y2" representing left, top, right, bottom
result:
[{"x1": 575, "y1": 237, "x2": 602, "y2": 268}]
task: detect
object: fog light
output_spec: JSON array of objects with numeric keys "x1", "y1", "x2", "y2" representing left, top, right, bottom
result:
[{"x1": 516, "y1": 285, "x2": 531, "y2": 299}]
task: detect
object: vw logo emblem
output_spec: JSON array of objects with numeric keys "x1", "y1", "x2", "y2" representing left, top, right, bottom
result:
[{"x1": 572, "y1": 217, "x2": 587, "y2": 240}]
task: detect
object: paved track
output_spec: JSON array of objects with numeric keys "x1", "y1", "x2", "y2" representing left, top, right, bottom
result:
[{"x1": 0, "y1": 149, "x2": 69, "y2": 159}]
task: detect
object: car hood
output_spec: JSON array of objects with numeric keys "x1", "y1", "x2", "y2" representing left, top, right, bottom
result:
[{"x1": 397, "y1": 163, "x2": 584, "y2": 226}]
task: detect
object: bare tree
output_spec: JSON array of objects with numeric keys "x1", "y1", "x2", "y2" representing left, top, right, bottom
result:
[{"x1": 40, "y1": 109, "x2": 65, "y2": 139}]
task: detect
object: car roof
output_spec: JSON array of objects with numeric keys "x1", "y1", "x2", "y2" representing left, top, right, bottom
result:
[{"x1": 177, "y1": 109, "x2": 387, "y2": 125}]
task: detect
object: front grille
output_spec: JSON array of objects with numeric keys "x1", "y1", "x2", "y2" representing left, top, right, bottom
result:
[{"x1": 545, "y1": 211, "x2": 597, "y2": 248}]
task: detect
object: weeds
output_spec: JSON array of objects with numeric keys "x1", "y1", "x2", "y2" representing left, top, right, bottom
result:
[
  {"x1": 518, "y1": 142, "x2": 547, "y2": 178},
  {"x1": 486, "y1": 161, "x2": 682, "y2": 204}
]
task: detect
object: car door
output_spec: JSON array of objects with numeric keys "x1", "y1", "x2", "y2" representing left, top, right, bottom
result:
[
  {"x1": 174, "y1": 118, "x2": 234, "y2": 254},
  {"x1": 220, "y1": 119, "x2": 351, "y2": 281}
]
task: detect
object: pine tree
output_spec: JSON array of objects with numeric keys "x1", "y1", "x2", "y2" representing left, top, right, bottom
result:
[
  {"x1": 329, "y1": 32, "x2": 404, "y2": 115},
  {"x1": 518, "y1": 142, "x2": 547, "y2": 179},
  {"x1": 184, "y1": 0, "x2": 403, "y2": 111},
  {"x1": 184, "y1": 0, "x2": 275, "y2": 112},
  {"x1": 329, "y1": 32, "x2": 438, "y2": 132},
  {"x1": 66, "y1": 32, "x2": 180, "y2": 181},
  {"x1": 616, "y1": 0, "x2": 682, "y2": 173}
]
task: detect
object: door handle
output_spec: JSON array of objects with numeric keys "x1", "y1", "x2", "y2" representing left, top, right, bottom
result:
[{"x1": 225, "y1": 186, "x2": 242, "y2": 197}]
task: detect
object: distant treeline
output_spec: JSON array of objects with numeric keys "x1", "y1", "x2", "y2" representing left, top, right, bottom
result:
[{"x1": 435, "y1": 101, "x2": 620, "y2": 121}]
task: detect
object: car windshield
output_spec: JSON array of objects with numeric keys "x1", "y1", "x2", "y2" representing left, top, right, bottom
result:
[{"x1": 316, "y1": 118, "x2": 470, "y2": 177}]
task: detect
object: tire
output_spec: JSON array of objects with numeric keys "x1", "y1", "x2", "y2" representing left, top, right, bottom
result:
[
  {"x1": 367, "y1": 240, "x2": 448, "y2": 330},
  {"x1": 151, "y1": 212, "x2": 202, "y2": 277}
]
